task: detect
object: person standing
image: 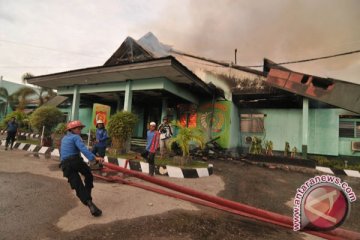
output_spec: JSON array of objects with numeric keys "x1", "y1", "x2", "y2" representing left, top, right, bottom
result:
[
  {"x1": 92, "y1": 120, "x2": 108, "y2": 158},
  {"x1": 5, "y1": 117, "x2": 18, "y2": 150},
  {"x1": 60, "y1": 120, "x2": 104, "y2": 217},
  {"x1": 158, "y1": 116, "x2": 173, "y2": 159},
  {"x1": 146, "y1": 122, "x2": 160, "y2": 176}
]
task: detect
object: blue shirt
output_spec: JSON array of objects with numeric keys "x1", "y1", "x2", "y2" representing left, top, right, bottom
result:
[
  {"x1": 60, "y1": 132, "x2": 95, "y2": 162},
  {"x1": 146, "y1": 130, "x2": 155, "y2": 151},
  {"x1": 95, "y1": 128, "x2": 108, "y2": 148},
  {"x1": 7, "y1": 121, "x2": 18, "y2": 133}
]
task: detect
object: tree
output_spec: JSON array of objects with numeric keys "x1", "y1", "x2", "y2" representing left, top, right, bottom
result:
[
  {"x1": 107, "y1": 111, "x2": 138, "y2": 154},
  {"x1": 0, "y1": 111, "x2": 29, "y2": 131},
  {"x1": 169, "y1": 121, "x2": 205, "y2": 160},
  {"x1": 22, "y1": 72, "x2": 57, "y2": 106},
  {"x1": 10, "y1": 86, "x2": 38, "y2": 111},
  {"x1": 0, "y1": 87, "x2": 10, "y2": 117},
  {"x1": 29, "y1": 106, "x2": 64, "y2": 146}
]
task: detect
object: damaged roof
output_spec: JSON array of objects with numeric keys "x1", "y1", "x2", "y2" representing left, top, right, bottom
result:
[
  {"x1": 266, "y1": 65, "x2": 360, "y2": 113},
  {"x1": 104, "y1": 32, "x2": 266, "y2": 100}
]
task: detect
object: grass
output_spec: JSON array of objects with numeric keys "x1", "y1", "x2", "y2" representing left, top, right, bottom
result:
[
  {"x1": 309, "y1": 154, "x2": 360, "y2": 171},
  {"x1": 106, "y1": 151, "x2": 208, "y2": 168},
  {"x1": 15, "y1": 138, "x2": 40, "y2": 145}
]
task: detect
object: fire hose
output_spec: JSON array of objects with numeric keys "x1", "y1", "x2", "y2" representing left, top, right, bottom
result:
[{"x1": 95, "y1": 162, "x2": 360, "y2": 240}]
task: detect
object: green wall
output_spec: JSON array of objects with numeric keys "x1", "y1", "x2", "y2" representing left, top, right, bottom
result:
[
  {"x1": 239, "y1": 108, "x2": 360, "y2": 157},
  {"x1": 339, "y1": 138, "x2": 360, "y2": 156},
  {"x1": 59, "y1": 107, "x2": 93, "y2": 133},
  {"x1": 308, "y1": 109, "x2": 338, "y2": 155},
  {"x1": 197, "y1": 100, "x2": 231, "y2": 148},
  {"x1": 229, "y1": 102, "x2": 240, "y2": 150}
]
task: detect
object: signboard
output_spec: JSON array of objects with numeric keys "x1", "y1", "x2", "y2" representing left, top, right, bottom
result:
[{"x1": 91, "y1": 103, "x2": 111, "y2": 129}]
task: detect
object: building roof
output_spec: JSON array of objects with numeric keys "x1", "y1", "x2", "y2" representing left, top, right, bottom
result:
[
  {"x1": 26, "y1": 32, "x2": 360, "y2": 112},
  {"x1": 27, "y1": 56, "x2": 213, "y2": 96},
  {"x1": 104, "y1": 32, "x2": 265, "y2": 100},
  {"x1": 266, "y1": 66, "x2": 360, "y2": 113}
]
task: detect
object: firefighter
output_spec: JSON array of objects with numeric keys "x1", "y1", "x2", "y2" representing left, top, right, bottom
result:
[
  {"x1": 92, "y1": 120, "x2": 108, "y2": 158},
  {"x1": 60, "y1": 120, "x2": 104, "y2": 217}
]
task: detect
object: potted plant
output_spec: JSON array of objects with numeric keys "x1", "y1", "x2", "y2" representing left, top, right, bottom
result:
[{"x1": 107, "y1": 111, "x2": 138, "y2": 155}]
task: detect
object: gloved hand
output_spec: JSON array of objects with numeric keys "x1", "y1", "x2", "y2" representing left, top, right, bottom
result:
[{"x1": 95, "y1": 156, "x2": 104, "y2": 163}]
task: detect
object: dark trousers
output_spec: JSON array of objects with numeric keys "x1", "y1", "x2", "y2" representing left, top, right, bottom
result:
[
  {"x1": 92, "y1": 145, "x2": 106, "y2": 157},
  {"x1": 5, "y1": 132, "x2": 16, "y2": 149},
  {"x1": 61, "y1": 157, "x2": 94, "y2": 205},
  {"x1": 148, "y1": 152, "x2": 155, "y2": 176}
]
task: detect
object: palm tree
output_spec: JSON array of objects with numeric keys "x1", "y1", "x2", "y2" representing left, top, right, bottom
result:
[
  {"x1": 22, "y1": 72, "x2": 56, "y2": 106},
  {"x1": 169, "y1": 121, "x2": 205, "y2": 159},
  {"x1": 0, "y1": 87, "x2": 10, "y2": 117},
  {"x1": 11, "y1": 86, "x2": 41, "y2": 111}
]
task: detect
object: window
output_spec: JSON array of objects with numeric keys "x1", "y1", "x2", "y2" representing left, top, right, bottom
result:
[
  {"x1": 240, "y1": 114, "x2": 264, "y2": 133},
  {"x1": 339, "y1": 121, "x2": 355, "y2": 138},
  {"x1": 339, "y1": 117, "x2": 360, "y2": 138}
]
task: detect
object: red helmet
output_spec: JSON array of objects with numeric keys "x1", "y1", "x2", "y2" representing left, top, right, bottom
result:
[{"x1": 66, "y1": 120, "x2": 85, "y2": 131}]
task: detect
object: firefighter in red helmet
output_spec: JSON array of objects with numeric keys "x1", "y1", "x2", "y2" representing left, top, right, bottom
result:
[{"x1": 60, "y1": 120, "x2": 104, "y2": 217}]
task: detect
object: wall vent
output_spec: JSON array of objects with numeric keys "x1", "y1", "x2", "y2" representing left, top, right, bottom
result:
[{"x1": 351, "y1": 141, "x2": 360, "y2": 151}]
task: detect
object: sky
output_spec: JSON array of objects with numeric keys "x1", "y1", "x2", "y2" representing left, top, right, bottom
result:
[{"x1": 0, "y1": 0, "x2": 359, "y2": 84}]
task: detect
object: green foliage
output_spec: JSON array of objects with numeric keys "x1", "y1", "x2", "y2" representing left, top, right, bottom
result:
[
  {"x1": 265, "y1": 140, "x2": 273, "y2": 155},
  {"x1": 21, "y1": 72, "x2": 34, "y2": 84},
  {"x1": 310, "y1": 155, "x2": 360, "y2": 171},
  {"x1": 54, "y1": 122, "x2": 67, "y2": 135},
  {"x1": 169, "y1": 121, "x2": 205, "y2": 157},
  {"x1": 10, "y1": 86, "x2": 37, "y2": 111},
  {"x1": 249, "y1": 136, "x2": 262, "y2": 154},
  {"x1": 1, "y1": 111, "x2": 29, "y2": 131},
  {"x1": 29, "y1": 106, "x2": 64, "y2": 137},
  {"x1": 291, "y1": 146, "x2": 298, "y2": 158},
  {"x1": 0, "y1": 86, "x2": 18, "y2": 113},
  {"x1": 284, "y1": 142, "x2": 290, "y2": 156},
  {"x1": 107, "y1": 111, "x2": 138, "y2": 152}
]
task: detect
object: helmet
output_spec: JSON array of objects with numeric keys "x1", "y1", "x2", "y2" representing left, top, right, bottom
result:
[
  {"x1": 66, "y1": 120, "x2": 85, "y2": 131},
  {"x1": 96, "y1": 120, "x2": 104, "y2": 125},
  {"x1": 150, "y1": 122, "x2": 156, "y2": 126}
]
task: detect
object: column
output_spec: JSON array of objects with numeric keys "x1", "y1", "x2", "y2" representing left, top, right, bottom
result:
[
  {"x1": 116, "y1": 93, "x2": 123, "y2": 111},
  {"x1": 123, "y1": 80, "x2": 133, "y2": 112},
  {"x1": 161, "y1": 98, "x2": 168, "y2": 120},
  {"x1": 302, "y1": 97, "x2": 309, "y2": 159},
  {"x1": 71, "y1": 85, "x2": 80, "y2": 120}
]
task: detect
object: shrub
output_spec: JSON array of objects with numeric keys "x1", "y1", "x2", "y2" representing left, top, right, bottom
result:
[
  {"x1": 169, "y1": 121, "x2": 205, "y2": 159},
  {"x1": 265, "y1": 140, "x2": 273, "y2": 155},
  {"x1": 249, "y1": 136, "x2": 262, "y2": 154},
  {"x1": 29, "y1": 106, "x2": 64, "y2": 137},
  {"x1": 54, "y1": 122, "x2": 67, "y2": 135},
  {"x1": 1, "y1": 111, "x2": 29, "y2": 131},
  {"x1": 107, "y1": 111, "x2": 138, "y2": 153}
]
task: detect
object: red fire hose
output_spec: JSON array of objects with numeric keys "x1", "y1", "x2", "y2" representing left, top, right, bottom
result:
[
  {"x1": 99, "y1": 162, "x2": 360, "y2": 240},
  {"x1": 94, "y1": 173, "x2": 344, "y2": 240}
]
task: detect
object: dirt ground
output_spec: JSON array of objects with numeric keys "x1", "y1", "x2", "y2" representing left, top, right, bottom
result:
[{"x1": 0, "y1": 145, "x2": 359, "y2": 240}]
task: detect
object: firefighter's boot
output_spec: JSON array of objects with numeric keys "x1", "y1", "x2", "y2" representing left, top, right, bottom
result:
[{"x1": 87, "y1": 200, "x2": 102, "y2": 217}]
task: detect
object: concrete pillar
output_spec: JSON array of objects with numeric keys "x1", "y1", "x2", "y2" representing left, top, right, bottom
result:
[
  {"x1": 116, "y1": 93, "x2": 123, "y2": 111},
  {"x1": 161, "y1": 98, "x2": 168, "y2": 121},
  {"x1": 71, "y1": 85, "x2": 80, "y2": 120},
  {"x1": 302, "y1": 98, "x2": 309, "y2": 159},
  {"x1": 123, "y1": 80, "x2": 133, "y2": 112}
]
